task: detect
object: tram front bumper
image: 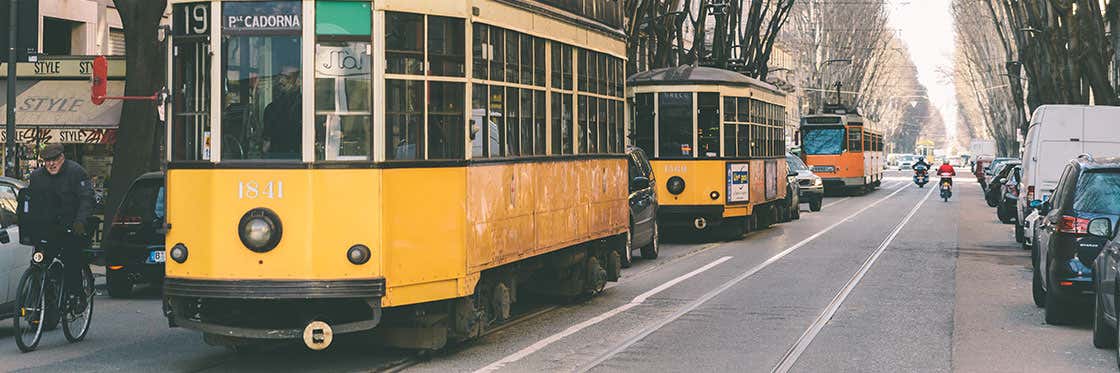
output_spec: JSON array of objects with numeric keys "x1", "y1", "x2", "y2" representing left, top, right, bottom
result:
[
  {"x1": 164, "y1": 278, "x2": 385, "y2": 340},
  {"x1": 657, "y1": 205, "x2": 725, "y2": 229},
  {"x1": 821, "y1": 177, "x2": 866, "y2": 190}
]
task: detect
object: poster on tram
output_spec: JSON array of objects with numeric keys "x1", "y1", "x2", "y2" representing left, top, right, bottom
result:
[
  {"x1": 727, "y1": 163, "x2": 750, "y2": 203},
  {"x1": 765, "y1": 160, "x2": 778, "y2": 200}
]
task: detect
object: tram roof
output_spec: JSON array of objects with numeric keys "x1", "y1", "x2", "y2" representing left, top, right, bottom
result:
[{"x1": 627, "y1": 66, "x2": 782, "y2": 94}]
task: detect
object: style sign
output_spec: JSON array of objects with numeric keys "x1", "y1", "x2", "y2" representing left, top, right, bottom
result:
[
  {"x1": 315, "y1": 45, "x2": 370, "y2": 77},
  {"x1": 727, "y1": 163, "x2": 750, "y2": 203}
]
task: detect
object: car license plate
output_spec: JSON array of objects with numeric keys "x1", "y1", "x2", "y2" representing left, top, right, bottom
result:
[{"x1": 147, "y1": 250, "x2": 165, "y2": 264}]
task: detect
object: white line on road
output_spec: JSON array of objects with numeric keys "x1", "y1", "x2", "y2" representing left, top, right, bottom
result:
[
  {"x1": 473, "y1": 256, "x2": 734, "y2": 373},
  {"x1": 771, "y1": 185, "x2": 935, "y2": 373},
  {"x1": 823, "y1": 197, "x2": 850, "y2": 209},
  {"x1": 575, "y1": 184, "x2": 913, "y2": 372}
]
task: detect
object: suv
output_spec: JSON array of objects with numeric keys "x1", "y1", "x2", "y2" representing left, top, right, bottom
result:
[
  {"x1": 624, "y1": 147, "x2": 658, "y2": 267},
  {"x1": 787, "y1": 153, "x2": 823, "y2": 212},
  {"x1": 104, "y1": 172, "x2": 166, "y2": 298},
  {"x1": 1032, "y1": 156, "x2": 1120, "y2": 325}
]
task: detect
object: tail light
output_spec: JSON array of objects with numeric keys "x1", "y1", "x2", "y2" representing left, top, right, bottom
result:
[
  {"x1": 112, "y1": 215, "x2": 142, "y2": 226},
  {"x1": 1026, "y1": 186, "x2": 1035, "y2": 202},
  {"x1": 1057, "y1": 215, "x2": 1090, "y2": 234}
]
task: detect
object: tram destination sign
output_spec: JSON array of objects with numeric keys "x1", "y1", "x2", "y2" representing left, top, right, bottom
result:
[{"x1": 222, "y1": 2, "x2": 302, "y2": 33}]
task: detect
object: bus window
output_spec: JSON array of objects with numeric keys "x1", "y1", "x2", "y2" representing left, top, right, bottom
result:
[
  {"x1": 634, "y1": 93, "x2": 655, "y2": 156},
  {"x1": 698, "y1": 93, "x2": 720, "y2": 158},
  {"x1": 658, "y1": 92, "x2": 693, "y2": 158},
  {"x1": 802, "y1": 127, "x2": 845, "y2": 155},
  {"x1": 221, "y1": 1, "x2": 304, "y2": 160}
]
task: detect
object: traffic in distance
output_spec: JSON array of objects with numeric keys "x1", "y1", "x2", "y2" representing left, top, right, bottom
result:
[{"x1": 2, "y1": 0, "x2": 1119, "y2": 372}]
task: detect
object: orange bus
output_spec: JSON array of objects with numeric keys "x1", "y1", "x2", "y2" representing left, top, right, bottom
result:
[{"x1": 799, "y1": 106, "x2": 884, "y2": 195}]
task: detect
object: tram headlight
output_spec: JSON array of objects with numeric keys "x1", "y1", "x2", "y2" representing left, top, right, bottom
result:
[
  {"x1": 347, "y1": 244, "x2": 371, "y2": 265},
  {"x1": 667, "y1": 176, "x2": 686, "y2": 195},
  {"x1": 170, "y1": 243, "x2": 188, "y2": 263},
  {"x1": 238, "y1": 208, "x2": 283, "y2": 253}
]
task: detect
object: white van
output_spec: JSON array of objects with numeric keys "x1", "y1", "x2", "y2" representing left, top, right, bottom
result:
[{"x1": 1017, "y1": 105, "x2": 1120, "y2": 243}]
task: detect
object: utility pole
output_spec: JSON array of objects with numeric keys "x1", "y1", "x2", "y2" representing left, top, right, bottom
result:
[{"x1": 6, "y1": 0, "x2": 18, "y2": 178}]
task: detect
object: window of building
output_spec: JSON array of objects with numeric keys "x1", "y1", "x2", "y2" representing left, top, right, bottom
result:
[
  {"x1": 109, "y1": 29, "x2": 126, "y2": 56},
  {"x1": 221, "y1": 1, "x2": 304, "y2": 160},
  {"x1": 43, "y1": 17, "x2": 77, "y2": 55}
]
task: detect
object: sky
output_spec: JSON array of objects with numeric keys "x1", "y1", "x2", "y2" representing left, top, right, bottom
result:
[{"x1": 887, "y1": 0, "x2": 958, "y2": 144}]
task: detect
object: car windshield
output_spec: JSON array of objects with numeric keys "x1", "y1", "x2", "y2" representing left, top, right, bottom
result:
[
  {"x1": 1073, "y1": 171, "x2": 1120, "y2": 214},
  {"x1": 786, "y1": 155, "x2": 808, "y2": 171},
  {"x1": 802, "y1": 127, "x2": 844, "y2": 155},
  {"x1": 119, "y1": 179, "x2": 165, "y2": 222}
]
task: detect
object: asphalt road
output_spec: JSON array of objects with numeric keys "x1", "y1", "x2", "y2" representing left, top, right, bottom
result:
[{"x1": 0, "y1": 171, "x2": 1113, "y2": 372}]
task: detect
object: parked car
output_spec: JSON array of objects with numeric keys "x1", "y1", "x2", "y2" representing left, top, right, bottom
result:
[
  {"x1": 0, "y1": 176, "x2": 31, "y2": 319},
  {"x1": 985, "y1": 160, "x2": 1020, "y2": 207},
  {"x1": 104, "y1": 172, "x2": 166, "y2": 298},
  {"x1": 1019, "y1": 105, "x2": 1120, "y2": 246},
  {"x1": 787, "y1": 153, "x2": 824, "y2": 212},
  {"x1": 983, "y1": 157, "x2": 1017, "y2": 189},
  {"x1": 1032, "y1": 156, "x2": 1120, "y2": 325},
  {"x1": 623, "y1": 147, "x2": 658, "y2": 268},
  {"x1": 996, "y1": 165, "x2": 1021, "y2": 224},
  {"x1": 1092, "y1": 210, "x2": 1120, "y2": 350}
]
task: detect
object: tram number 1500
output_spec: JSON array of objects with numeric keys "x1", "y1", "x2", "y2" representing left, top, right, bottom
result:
[{"x1": 238, "y1": 181, "x2": 284, "y2": 200}]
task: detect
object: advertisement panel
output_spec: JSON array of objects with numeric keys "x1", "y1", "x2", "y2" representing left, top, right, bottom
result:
[{"x1": 727, "y1": 163, "x2": 750, "y2": 203}]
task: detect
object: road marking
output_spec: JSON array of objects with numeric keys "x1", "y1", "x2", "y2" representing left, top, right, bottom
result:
[
  {"x1": 474, "y1": 256, "x2": 733, "y2": 373},
  {"x1": 771, "y1": 186, "x2": 935, "y2": 373},
  {"x1": 575, "y1": 184, "x2": 912, "y2": 372},
  {"x1": 823, "y1": 197, "x2": 850, "y2": 209}
]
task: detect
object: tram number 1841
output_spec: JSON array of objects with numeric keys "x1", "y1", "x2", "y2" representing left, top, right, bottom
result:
[{"x1": 238, "y1": 181, "x2": 284, "y2": 200}]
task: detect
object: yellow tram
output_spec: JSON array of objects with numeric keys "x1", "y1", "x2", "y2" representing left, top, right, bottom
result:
[
  {"x1": 626, "y1": 66, "x2": 790, "y2": 236},
  {"x1": 163, "y1": 0, "x2": 629, "y2": 350}
]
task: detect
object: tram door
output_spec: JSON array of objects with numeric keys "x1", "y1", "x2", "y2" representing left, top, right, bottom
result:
[{"x1": 697, "y1": 93, "x2": 720, "y2": 158}]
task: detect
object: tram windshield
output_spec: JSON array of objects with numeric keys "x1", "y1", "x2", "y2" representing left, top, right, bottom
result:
[{"x1": 802, "y1": 127, "x2": 845, "y2": 155}]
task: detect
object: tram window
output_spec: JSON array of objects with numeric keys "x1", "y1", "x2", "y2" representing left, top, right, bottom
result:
[
  {"x1": 562, "y1": 45, "x2": 573, "y2": 90},
  {"x1": 386, "y1": 12, "x2": 424, "y2": 75},
  {"x1": 171, "y1": 39, "x2": 210, "y2": 161},
  {"x1": 698, "y1": 92, "x2": 720, "y2": 158},
  {"x1": 802, "y1": 127, "x2": 845, "y2": 155},
  {"x1": 551, "y1": 43, "x2": 563, "y2": 88},
  {"x1": 723, "y1": 97, "x2": 736, "y2": 122},
  {"x1": 848, "y1": 128, "x2": 863, "y2": 152},
  {"x1": 579, "y1": 50, "x2": 588, "y2": 92},
  {"x1": 314, "y1": 40, "x2": 372, "y2": 161},
  {"x1": 490, "y1": 28, "x2": 505, "y2": 82},
  {"x1": 520, "y1": 89, "x2": 533, "y2": 155},
  {"x1": 221, "y1": 2, "x2": 303, "y2": 161},
  {"x1": 587, "y1": 97, "x2": 598, "y2": 153},
  {"x1": 578, "y1": 95, "x2": 588, "y2": 153},
  {"x1": 551, "y1": 92, "x2": 561, "y2": 154},
  {"x1": 385, "y1": 79, "x2": 424, "y2": 160},
  {"x1": 724, "y1": 124, "x2": 736, "y2": 156},
  {"x1": 599, "y1": 97, "x2": 608, "y2": 152},
  {"x1": 520, "y1": 34, "x2": 534, "y2": 84},
  {"x1": 472, "y1": 24, "x2": 488, "y2": 80},
  {"x1": 597, "y1": 54, "x2": 607, "y2": 95},
  {"x1": 615, "y1": 100, "x2": 624, "y2": 151},
  {"x1": 634, "y1": 93, "x2": 654, "y2": 155},
  {"x1": 535, "y1": 91, "x2": 546, "y2": 154},
  {"x1": 506, "y1": 87, "x2": 520, "y2": 156},
  {"x1": 428, "y1": 17, "x2": 465, "y2": 77},
  {"x1": 471, "y1": 84, "x2": 489, "y2": 158},
  {"x1": 505, "y1": 30, "x2": 519, "y2": 83},
  {"x1": 488, "y1": 87, "x2": 505, "y2": 156},
  {"x1": 737, "y1": 97, "x2": 749, "y2": 123},
  {"x1": 534, "y1": 38, "x2": 546, "y2": 87},
  {"x1": 428, "y1": 82, "x2": 465, "y2": 159},
  {"x1": 658, "y1": 92, "x2": 693, "y2": 158},
  {"x1": 563, "y1": 94, "x2": 574, "y2": 154}
]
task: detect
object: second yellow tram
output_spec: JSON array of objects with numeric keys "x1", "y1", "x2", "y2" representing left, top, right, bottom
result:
[{"x1": 627, "y1": 66, "x2": 790, "y2": 236}]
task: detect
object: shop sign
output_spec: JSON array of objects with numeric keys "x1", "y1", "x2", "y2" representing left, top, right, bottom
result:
[
  {"x1": 223, "y1": 2, "x2": 302, "y2": 32},
  {"x1": 0, "y1": 58, "x2": 126, "y2": 79},
  {"x1": 727, "y1": 163, "x2": 750, "y2": 203},
  {"x1": 315, "y1": 45, "x2": 370, "y2": 77},
  {"x1": 0, "y1": 128, "x2": 117, "y2": 144}
]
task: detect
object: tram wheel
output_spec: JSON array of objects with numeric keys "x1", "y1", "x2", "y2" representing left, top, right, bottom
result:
[{"x1": 584, "y1": 256, "x2": 607, "y2": 296}]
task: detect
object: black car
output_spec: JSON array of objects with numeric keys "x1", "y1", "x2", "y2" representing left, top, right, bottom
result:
[
  {"x1": 1032, "y1": 156, "x2": 1120, "y2": 325},
  {"x1": 104, "y1": 172, "x2": 166, "y2": 298},
  {"x1": 985, "y1": 160, "x2": 1020, "y2": 207},
  {"x1": 1093, "y1": 214, "x2": 1120, "y2": 352},
  {"x1": 996, "y1": 165, "x2": 1021, "y2": 224},
  {"x1": 624, "y1": 147, "x2": 659, "y2": 267}
]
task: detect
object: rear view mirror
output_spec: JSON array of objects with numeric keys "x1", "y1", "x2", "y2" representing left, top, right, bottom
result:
[
  {"x1": 630, "y1": 176, "x2": 651, "y2": 191},
  {"x1": 788, "y1": 169, "x2": 798, "y2": 177},
  {"x1": 1089, "y1": 218, "x2": 1113, "y2": 238},
  {"x1": 1029, "y1": 200, "x2": 1042, "y2": 208}
]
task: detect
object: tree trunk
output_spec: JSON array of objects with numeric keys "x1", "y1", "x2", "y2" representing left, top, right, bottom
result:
[{"x1": 104, "y1": 0, "x2": 167, "y2": 236}]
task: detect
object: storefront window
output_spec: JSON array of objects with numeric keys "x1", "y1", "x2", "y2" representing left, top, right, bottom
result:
[{"x1": 221, "y1": 1, "x2": 303, "y2": 160}]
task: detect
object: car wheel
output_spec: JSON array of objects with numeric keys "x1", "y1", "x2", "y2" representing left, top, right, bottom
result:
[
  {"x1": 1015, "y1": 221, "x2": 1026, "y2": 244},
  {"x1": 640, "y1": 222, "x2": 659, "y2": 260},
  {"x1": 620, "y1": 229, "x2": 633, "y2": 268},
  {"x1": 1044, "y1": 269, "x2": 1071, "y2": 325},
  {"x1": 1094, "y1": 278, "x2": 1118, "y2": 348},
  {"x1": 1032, "y1": 262, "x2": 1045, "y2": 308},
  {"x1": 809, "y1": 198, "x2": 822, "y2": 212},
  {"x1": 107, "y1": 270, "x2": 133, "y2": 298}
]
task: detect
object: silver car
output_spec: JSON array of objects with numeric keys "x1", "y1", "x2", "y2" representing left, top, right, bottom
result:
[
  {"x1": 0, "y1": 176, "x2": 32, "y2": 319},
  {"x1": 787, "y1": 154, "x2": 824, "y2": 212}
]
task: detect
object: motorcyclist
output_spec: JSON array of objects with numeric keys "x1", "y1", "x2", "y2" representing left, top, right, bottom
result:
[
  {"x1": 28, "y1": 143, "x2": 94, "y2": 308},
  {"x1": 912, "y1": 157, "x2": 931, "y2": 172},
  {"x1": 937, "y1": 160, "x2": 957, "y2": 185}
]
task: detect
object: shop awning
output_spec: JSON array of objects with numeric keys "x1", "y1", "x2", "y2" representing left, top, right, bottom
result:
[{"x1": 0, "y1": 80, "x2": 124, "y2": 128}]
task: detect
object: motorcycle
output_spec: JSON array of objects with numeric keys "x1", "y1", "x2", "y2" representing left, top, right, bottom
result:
[
  {"x1": 913, "y1": 165, "x2": 929, "y2": 188},
  {"x1": 939, "y1": 172, "x2": 953, "y2": 202}
]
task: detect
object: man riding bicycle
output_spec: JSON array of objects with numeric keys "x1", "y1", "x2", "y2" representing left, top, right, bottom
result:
[{"x1": 29, "y1": 143, "x2": 95, "y2": 309}]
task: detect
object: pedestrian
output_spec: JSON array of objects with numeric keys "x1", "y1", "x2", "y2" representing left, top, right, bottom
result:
[{"x1": 28, "y1": 143, "x2": 95, "y2": 307}]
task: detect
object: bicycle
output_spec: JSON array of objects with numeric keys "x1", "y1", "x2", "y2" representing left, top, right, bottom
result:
[{"x1": 13, "y1": 240, "x2": 95, "y2": 353}]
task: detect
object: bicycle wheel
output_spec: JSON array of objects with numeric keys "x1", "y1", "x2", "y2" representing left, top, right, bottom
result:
[
  {"x1": 62, "y1": 265, "x2": 95, "y2": 343},
  {"x1": 13, "y1": 268, "x2": 46, "y2": 353},
  {"x1": 42, "y1": 265, "x2": 64, "y2": 332}
]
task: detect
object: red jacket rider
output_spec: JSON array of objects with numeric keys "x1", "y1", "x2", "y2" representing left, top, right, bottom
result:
[{"x1": 937, "y1": 162, "x2": 956, "y2": 176}]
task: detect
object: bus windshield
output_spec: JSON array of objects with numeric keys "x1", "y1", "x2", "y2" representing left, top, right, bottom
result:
[{"x1": 802, "y1": 127, "x2": 845, "y2": 155}]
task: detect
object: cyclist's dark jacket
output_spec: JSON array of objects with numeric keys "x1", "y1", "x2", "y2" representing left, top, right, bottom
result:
[{"x1": 29, "y1": 160, "x2": 94, "y2": 229}]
